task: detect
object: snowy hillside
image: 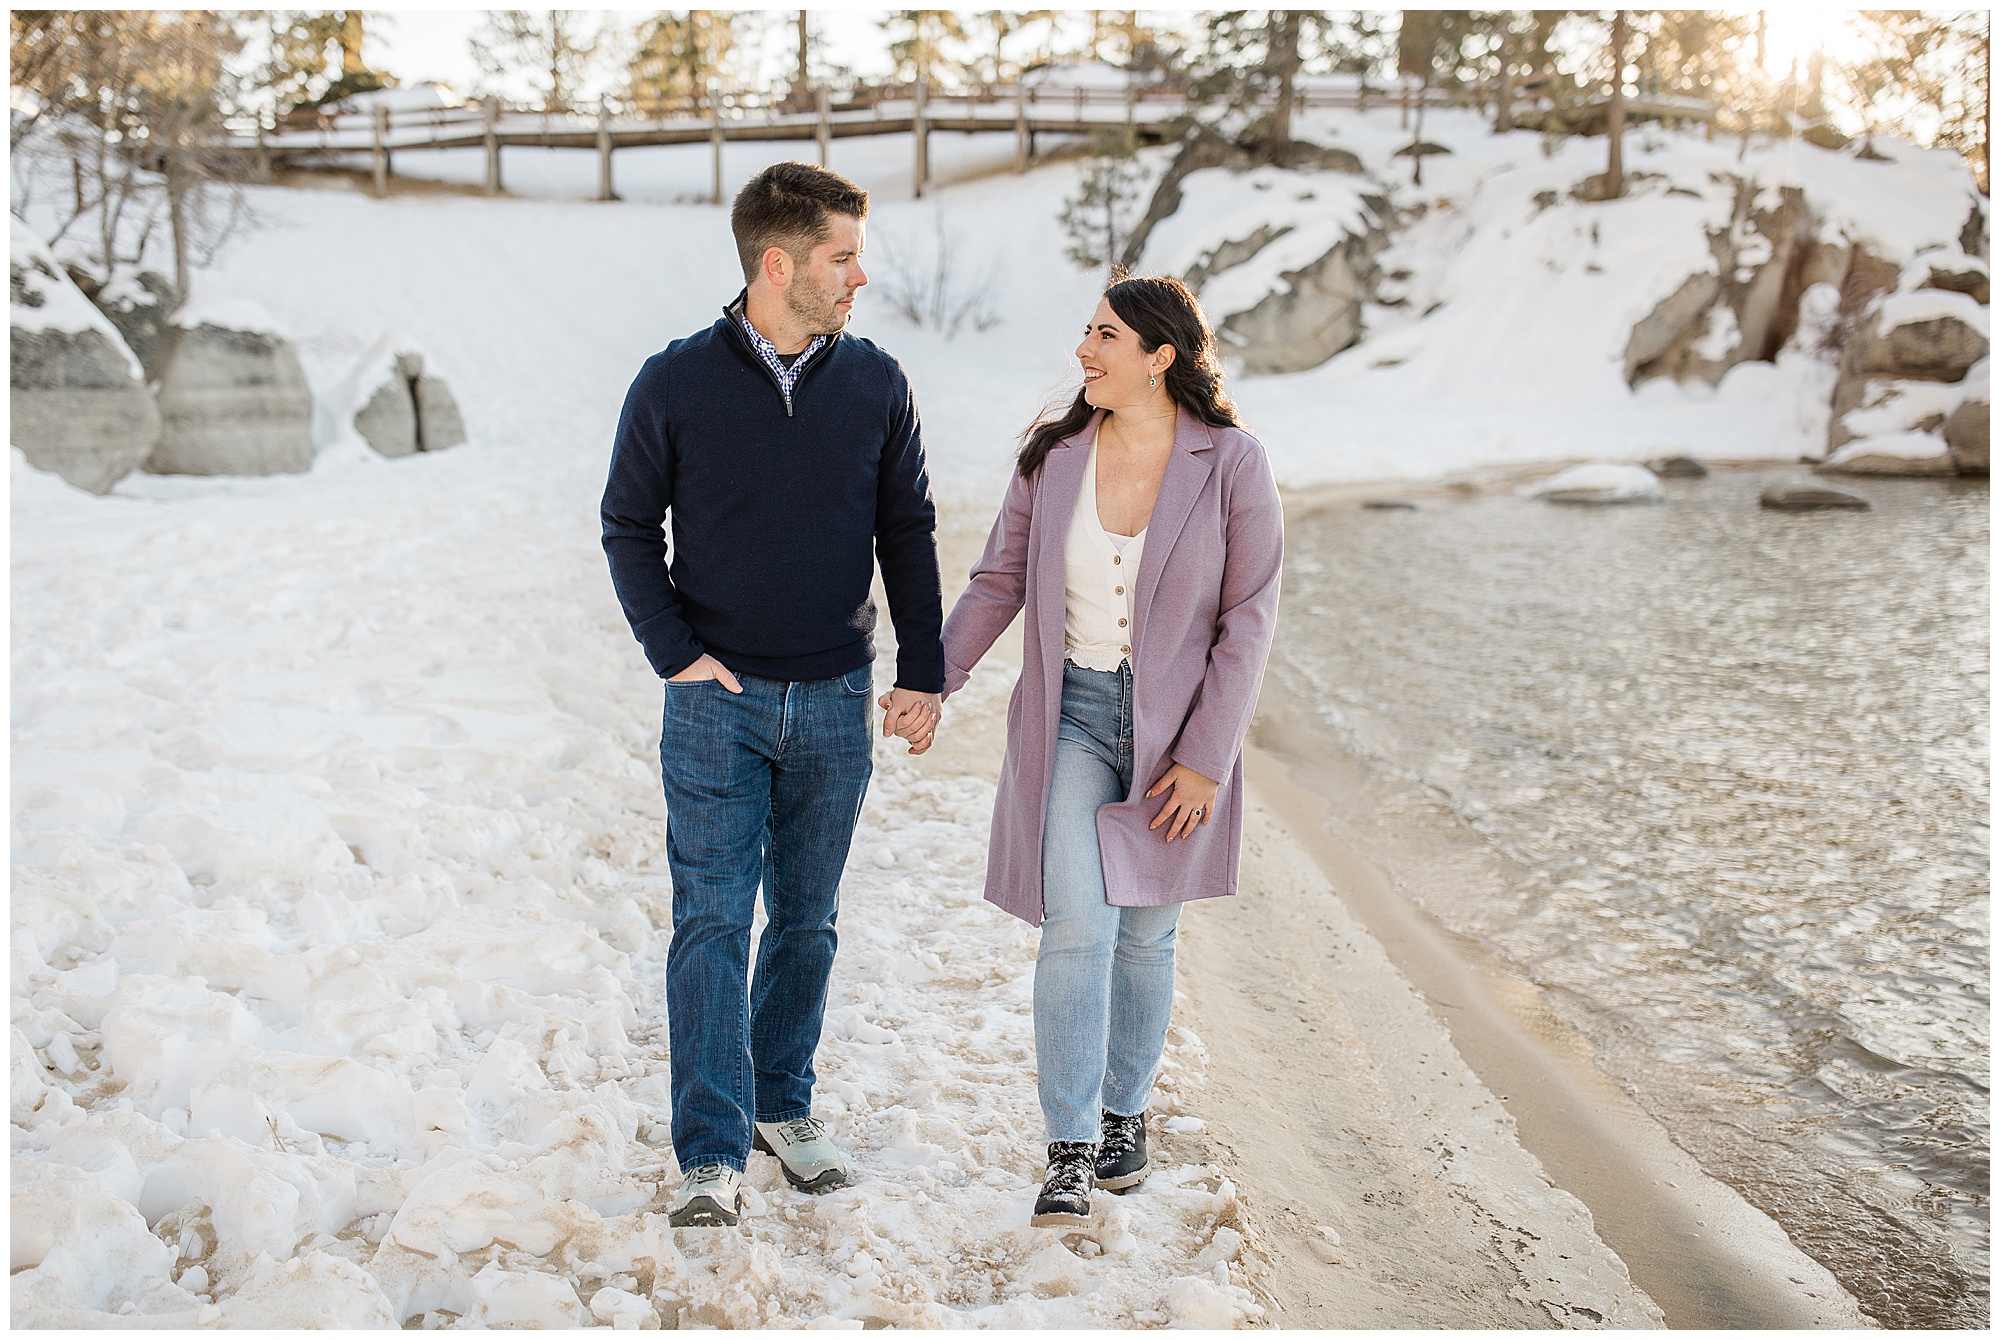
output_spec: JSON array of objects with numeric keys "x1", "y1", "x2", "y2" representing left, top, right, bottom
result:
[{"x1": 1144, "y1": 106, "x2": 1986, "y2": 483}]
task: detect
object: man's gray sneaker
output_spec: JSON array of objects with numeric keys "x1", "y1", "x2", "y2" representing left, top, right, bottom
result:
[
  {"x1": 668, "y1": 1163, "x2": 742, "y2": 1227},
  {"x1": 752, "y1": 1116, "x2": 850, "y2": 1192}
]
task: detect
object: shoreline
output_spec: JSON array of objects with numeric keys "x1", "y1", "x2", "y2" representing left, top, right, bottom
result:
[
  {"x1": 920, "y1": 491, "x2": 1871, "y2": 1328},
  {"x1": 1238, "y1": 721, "x2": 1871, "y2": 1329}
]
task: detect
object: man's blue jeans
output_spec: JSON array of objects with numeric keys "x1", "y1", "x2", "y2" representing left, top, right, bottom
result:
[
  {"x1": 658, "y1": 665, "x2": 874, "y2": 1173},
  {"x1": 1036, "y1": 661, "x2": 1183, "y2": 1143}
]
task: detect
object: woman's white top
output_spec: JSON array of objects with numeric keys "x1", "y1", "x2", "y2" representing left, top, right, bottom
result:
[{"x1": 1064, "y1": 433, "x2": 1148, "y2": 671}]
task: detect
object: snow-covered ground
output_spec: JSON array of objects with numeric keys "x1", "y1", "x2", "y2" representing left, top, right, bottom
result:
[
  {"x1": 11, "y1": 108, "x2": 1980, "y2": 1326},
  {"x1": 7, "y1": 147, "x2": 1260, "y2": 1329}
]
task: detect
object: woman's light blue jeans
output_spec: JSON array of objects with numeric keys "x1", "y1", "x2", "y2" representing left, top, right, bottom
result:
[{"x1": 1036, "y1": 661, "x2": 1183, "y2": 1144}]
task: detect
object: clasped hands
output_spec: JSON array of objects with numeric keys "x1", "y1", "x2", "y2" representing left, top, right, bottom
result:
[
  {"x1": 873, "y1": 684, "x2": 1219, "y2": 844},
  {"x1": 877, "y1": 687, "x2": 941, "y2": 754}
]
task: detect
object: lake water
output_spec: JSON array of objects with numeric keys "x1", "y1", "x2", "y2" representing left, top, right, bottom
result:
[{"x1": 1268, "y1": 467, "x2": 1988, "y2": 1328}]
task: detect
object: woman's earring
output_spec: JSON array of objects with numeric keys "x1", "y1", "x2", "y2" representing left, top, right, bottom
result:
[{"x1": 1149, "y1": 376, "x2": 1158, "y2": 388}]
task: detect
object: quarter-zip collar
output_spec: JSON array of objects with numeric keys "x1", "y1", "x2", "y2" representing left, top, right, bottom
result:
[{"x1": 722, "y1": 289, "x2": 834, "y2": 418}]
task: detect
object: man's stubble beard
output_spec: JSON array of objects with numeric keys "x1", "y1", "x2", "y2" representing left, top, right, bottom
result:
[{"x1": 785, "y1": 273, "x2": 852, "y2": 337}]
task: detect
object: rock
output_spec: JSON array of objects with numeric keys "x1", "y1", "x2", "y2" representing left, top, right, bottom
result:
[
  {"x1": 1828, "y1": 291, "x2": 1989, "y2": 453},
  {"x1": 1917, "y1": 251, "x2": 1991, "y2": 304},
  {"x1": 1624, "y1": 273, "x2": 1719, "y2": 382},
  {"x1": 1154, "y1": 159, "x2": 1389, "y2": 376},
  {"x1": 90, "y1": 270, "x2": 183, "y2": 378},
  {"x1": 1391, "y1": 141, "x2": 1452, "y2": 159},
  {"x1": 1121, "y1": 125, "x2": 1363, "y2": 268},
  {"x1": 8, "y1": 220, "x2": 161, "y2": 494},
  {"x1": 353, "y1": 373, "x2": 419, "y2": 458},
  {"x1": 1527, "y1": 463, "x2": 1667, "y2": 505},
  {"x1": 1361, "y1": 499, "x2": 1418, "y2": 510},
  {"x1": 414, "y1": 375, "x2": 467, "y2": 451},
  {"x1": 1216, "y1": 233, "x2": 1381, "y2": 375},
  {"x1": 1801, "y1": 123, "x2": 1850, "y2": 150},
  {"x1": 1830, "y1": 377, "x2": 1965, "y2": 452},
  {"x1": 1627, "y1": 182, "x2": 1816, "y2": 386},
  {"x1": 1944, "y1": 401, "x2": 1988, "y2": 474},
  {"x1": 1842, "y1": 290, "x2": 1989, "y2": 381},
  {"x1": 328, "y1": 340, "x2": 467, "y2": 458},
  {"x1": 1944, "y1": 365, "x2": 1989, "y2": 475},
  {"x1": 1760, "y1": 481, "x2": 1871, "y2": 511},
  {"x1": 1818, "y1": 431, "x2": 1958, "y2": 476},
  {"x1": 1647, "y1": 455, "x2": 1708, "y2": 478},
  {"x1": 148, "y1": 297, "x2": 314, "y2": 476}
]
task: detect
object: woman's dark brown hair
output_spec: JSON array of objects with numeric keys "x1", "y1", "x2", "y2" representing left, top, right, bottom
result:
[{"x1": 1016, "y1": 274, "x2": 1241, "y2": 478}]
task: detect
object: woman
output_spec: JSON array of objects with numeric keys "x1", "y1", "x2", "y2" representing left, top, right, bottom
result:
[{"x1": 926, "y1": 275, "x2": 1282, "y2": 1226}]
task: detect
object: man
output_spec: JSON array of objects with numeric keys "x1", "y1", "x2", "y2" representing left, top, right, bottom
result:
[{"x1": 602, "y1": 161, "x2": 942, "y2": 1227}]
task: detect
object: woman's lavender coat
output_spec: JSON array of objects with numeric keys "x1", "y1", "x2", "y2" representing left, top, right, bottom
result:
[{"x1": 941, "y1": 408, "x2": 1284, "y2": 926}]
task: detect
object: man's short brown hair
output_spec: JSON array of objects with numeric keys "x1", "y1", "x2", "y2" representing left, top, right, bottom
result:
[{"x1": 730, "y1": 161, "x2": 869, "y2": 283}]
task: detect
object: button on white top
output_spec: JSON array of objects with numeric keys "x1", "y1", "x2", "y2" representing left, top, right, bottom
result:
[{"x1": 1064, "y1": 434, "x2": 1146, "y2": 671}]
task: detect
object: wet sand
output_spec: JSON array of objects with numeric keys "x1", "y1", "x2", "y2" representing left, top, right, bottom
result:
[
  {"x1": 1237, "y1": 719, "x2": 1869, "y2": 1328},
  {"x1": 909, "y1": 497, "x2": 1869, "y2": 1327}
]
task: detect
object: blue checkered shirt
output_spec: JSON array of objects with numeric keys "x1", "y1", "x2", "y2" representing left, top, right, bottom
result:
[{"x1": 736, "y1": 312, "x2": 827, "y2": 410}]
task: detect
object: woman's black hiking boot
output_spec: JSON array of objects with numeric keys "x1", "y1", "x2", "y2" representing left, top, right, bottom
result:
[
  {"x1": 1031, "y1": 1141, "x2": 1096, "y2": 1226},
  {"x1": 1096, "y1": 1110, "x2": 1150, "y2": 1191}
]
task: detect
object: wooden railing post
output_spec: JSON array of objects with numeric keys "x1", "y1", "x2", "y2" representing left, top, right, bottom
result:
[
  {"x1": 709, "y1": 80, "x2": 725, "y2": 206},
  {"x1": 816, "y1": 82, "x2": 831, "y2": 166},
  {"x1": 371, "y1": 104, "x2": 389, "y2": 196},
  {"x1": 1014, "y1": 81, "x2": 1029, "y2": 172},
  {"x1": 597, "y1": 99, "x2": 615, "y2": 200},
  {"x1": 912, "y1": 75, "x2": 928, "y2": 199},
  {"x1": 483, "y1": 96, "x2": 501, "y2": 195}
]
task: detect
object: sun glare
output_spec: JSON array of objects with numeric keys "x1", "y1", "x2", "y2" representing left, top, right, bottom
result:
[{"x1": 1758, "y1": 9, "x2": 1864, "y2": 79}]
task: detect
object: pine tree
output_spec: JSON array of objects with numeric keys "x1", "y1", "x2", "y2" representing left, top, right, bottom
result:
[
  {"x1": 883, "y1": 10, "x2": 968, "y2": 87},
  {"x1": 470, "y1": 11, "x2": 603, "y2": 113},
  {"x1": 625, "y1": 11, "x2": 736, "y2": 114}
]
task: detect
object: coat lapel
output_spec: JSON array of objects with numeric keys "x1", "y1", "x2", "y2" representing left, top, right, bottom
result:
[
  {"x1": 1132, "y1": 410, "x2": 1215, "y2": 654},
  {"x1": 1035, "y1": 414, "x2": 1100, "y2": 676}
]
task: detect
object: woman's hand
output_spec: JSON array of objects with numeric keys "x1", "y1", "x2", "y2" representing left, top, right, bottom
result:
[
  {"x1": 878, "y1": 690, "x2": 940, "y2": 754},
  {"x1": 1145, "y1": 763, "x2": 1219, "y2": 842}
]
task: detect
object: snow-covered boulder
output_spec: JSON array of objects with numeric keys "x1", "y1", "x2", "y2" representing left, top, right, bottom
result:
[
  {"x1": 1146, "y1": 165, "x2": 1386, "y2": 376},
  {"x1": 88, "y1": 270, "x2": 182, "y2": 378},
  {"x1": 1828, "y1": 288, "x2": 1989, "y2": 456},
  {"x1": 1843, "y1": 290, "x2": 1989, "y2": 382},
  {"x1": 321, "y1": 337, "x2": 468, "y2": 459},
  {"x1": 1818, "y1": 430, "x2": 1958, "y2": 476},
  {"x1": 1526, "y1": 462, "x2": 1667, "y2": 504},
  {"x1": 1915, "y1": 249, "x2": 1990, "y2": 304},
  {"x1": 1943, "y1": 357, "x2": 1989, "y2": 475},
  {"x1": 9, "y1": 220, "x2": 162, "y2": 494},
  {"x1": 1625, "y1": 182, "x2": 1816, "y2": 387},
  {"x1": 148, "y1": 294, "x2": 314, "y2": 476}
]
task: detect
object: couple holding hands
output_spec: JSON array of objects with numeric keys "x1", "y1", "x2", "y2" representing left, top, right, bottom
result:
[{"x1": 601, "y1": 161, "x2": 1282, "y2": 1230}]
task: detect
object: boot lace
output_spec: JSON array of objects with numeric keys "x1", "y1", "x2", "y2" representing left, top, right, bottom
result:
[
  {"x1": 1100, "y1": 1112, "x2": 1143, "y2": 1161},
  {"x1": 1042, "y1": 1141, "x2": 1097, "y2": 1200}
]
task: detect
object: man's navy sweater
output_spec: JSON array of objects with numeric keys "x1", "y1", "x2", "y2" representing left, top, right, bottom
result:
[{"x1": 601, "y1": 298, "x2": 945, "y2": 692}]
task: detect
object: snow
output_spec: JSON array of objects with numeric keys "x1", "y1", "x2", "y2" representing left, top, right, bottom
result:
[
  {"x1": 314, "y1": 334, "x2": 426, "y2": 455},
  {"x1": 1524, "y1": 461, "x2": 1668, "y2": 503},
  {"x1": 169, "y1": 289, "x2": 287, "y2": 335},
  {"x1": 1692, "y1": 302, "x2": 1741, "y2": 362},
  {"x1": 1837, "y1": 377, "x2": 1975, "y2": 439},
  {"x1": 1824, "y1": 430, "x2": 1955, "y2": 465},
  {"x1": 1174, "y1": 108, "x2": 1983, "y2": 486},
  {"x1": 8, "y1": 218, "x2": 145, "y2": 377},
  {"x1": 1875, "y1": 287, "x2": 1989, "y2": 335},
  {"x1": 11, "y1": 101, "x2": 1983, "y2": 1325},
  {"x1": 1147, "y1": 166, "x2": 1380, "y2": 319}
]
